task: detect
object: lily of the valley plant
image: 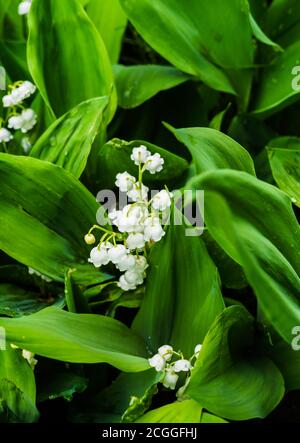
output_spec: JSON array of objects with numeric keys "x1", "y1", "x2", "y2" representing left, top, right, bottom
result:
[{"x1": 0, "y1": 0, "x2": 299, "y2": 425}]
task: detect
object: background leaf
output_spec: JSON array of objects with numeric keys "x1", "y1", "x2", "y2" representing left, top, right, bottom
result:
[
  {"x1": 0, "y1": 348, "x2": 39, "y2": 422},
  {"x1": 0, "y1": 307, "x2": 148, "y2": 372},
  {"x1": 191, "y1": 170, "x2": 300, "y2": 342},
  {"x1": 266, "y1": 136, "x2": 300, "y2": 207},
  {"x1": 166, "y1": 124, "x2": 255, "y2": 175},
  {"x1": 0, "y1": 154, "x2": 104, "y2": 285},
  {"x1": 86, "y1": 0, "x2": 127, "y2": 64},
  {"x1": 114, "y1": 64, "x2": 189, "y2": 109},
  {"x1": 30, "y1": 97, "x2": 108, "y2": 178},
  {"x1": 187, "y1": 306, "x2": 285, "y2": 420},
  {"x1": 27, "y1": 0, "x2": 116, "y2": 119},
  {"x1": 136, "y1": 399, "x2": 202, "y2": 423}
]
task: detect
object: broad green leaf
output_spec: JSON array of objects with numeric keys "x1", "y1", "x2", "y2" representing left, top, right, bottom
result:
[
  {"x1": 249, "y1": 13, "x2": 282, "y2": 51},
  {"x1": 65, "y1": 270, "x2": 91, "y2": 314},
  {"x1": 0, "y1": 348, "x2": 39, "y2": 423},
  {"x1": 0, "y1": 40, "x2": 29, "y2": 80},
  {"x1": 191, "y1": 170, "x2": 300, "y2": 342},
  {"x1": 136, "y1": 400, "x2": 202, "y2": 423},
  {"x1": 202, "y1": 231, "x2": 247, "y2": 290},
  {"x1": 72, "y1": 369, "x2": 160, "y2": 423},
  {"x1": 0, "y1": 283, "x2": 53, "y2": 317},
  {"x1": 264, "y1": 0, "x2": 300, "y2": 48},
  {"x1": 86, "y1": 0, "x2": 127, "y2": 64},
  {"x1": 114, "y1": 64, "x2": 189, "y2": 109},
  {"x1": 209, "y1": 105, "x2": 230, "y2": 131},
  {"x1": 133, "y1": 210, "x2": 224, "y2": 355},
  {"x1": 0, "y1": 307, "x2": 148, "y2": 372},
  {"x1": 37, "y1": 371, "x2": 88, "y2": 402},
  {"x1": 97, "y1": 138, "x2": 189, "y2": 190},
  {"x1": 271, "y1": 339, "x2": 300, "y2": 391},
  {"x1": 252, "y1": 41, "x2": 300, "y2": 116},
  {"x1": 200, "y1": 412, "x2": 228, "y2": 423},
  {"x1": 30, "y1": 97, "x2": 108, "y2": 178},
  {"x1": 27, "y1": 0, "x2": 116, "y2": 119},
  {"x1": 266, "y1": 136, "x2": 300, "y2": 207},
  {"x1": 187, "y1": 306, "x2": 285, "y2": 420},
  {"x1": 165, "y1": 124, "x2": 255, "y2": 175},
  {"x1": 0, "y1": 154, "x2": 104, "y2": 285},
  {"x1": 120, "y1": 0, "x2": 256, "y2": 94}
]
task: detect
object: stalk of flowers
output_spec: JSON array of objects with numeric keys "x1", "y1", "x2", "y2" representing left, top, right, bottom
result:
[
  {"x1": 148, "y1": 344, "x2": 202, "y2": 392},
  {"x1": 85, "y1": 145, "x2": 173, "y2": 291},
  {"x1": 0, "y1": 80, "x2": 37, "y2": 151}
]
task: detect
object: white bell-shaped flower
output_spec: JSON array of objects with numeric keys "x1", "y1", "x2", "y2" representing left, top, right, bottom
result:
[
  {"x1": 127, "y1": 182, "x2": 149, "y2": 202},
  {"x1": 152, "y1": 190, "x2": 172, "y2": 211},
  {"x1": 126, "y1": 233, "x2": 145, "y2": 250},
  {"x1": 18, "y1": 0, "x2": 32, "y2": 15},
  {"x1": 8, "y1": 115, "x2": 23, "y2": 130},
  {"x1": 88, "y1": 245, "x2": 110, "y2": 267},
  {"x1": 131, "y1": 145, "x2": 150, "y2": 165},
  {"x1": 133, "y1": 255, "x2": 148, "y2": 273},
  {"x1": 2, "y1": 94, "x2": 14, "y2": 108},
  {"x1": 144, "y1": 153, "x2": 164, "y2": 174},
  {"x1": 21, "y1": 136, "x2": 32, "y2": 153},
  {"x1": 124, "y1": 270, "x2": 144, "y2": 287},
  {"x1": 194, "y1": 344, "x2": 202, "y2": 357},
  {"x1": 158, "y1": 345, "x2": 173, "y2": 361},
  {"x1": 148, "y1": 354, "x2": 166, "y2": 372},
  {"x1": 115, "y1": 253, "x2": 136, "y2": 272},
  {"x1": 19, "y1": 108, "x2": 37, "y2": 133},
  {"x1": 173, "y1": 359, "x2": 192, "y2": 373},
  {"x1": 116, "y1": 204, "x2": 148, "y2": 233},
  {"x1": 144, "y1": 217, "x2": 165, "y2": 242},
  {"x1": 115, "y1": 171, "x2": 136, "y2": 192},
  {"x1": 118, "y1": 274, "x2": 136, "y2": 291},
  {"x1": 162, "y1": 368, "x2": 179, "y2": 390},
  {"x1": 107, "y1": 244, "x2": 128, "y2": 264},
  {"x1": 0, "y1": 128, "x2": 13, "y2": 143}
]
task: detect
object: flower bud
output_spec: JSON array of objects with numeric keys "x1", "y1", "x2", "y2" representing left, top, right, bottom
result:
[{"x1": 84, "y1": 233, "x2": 96, "y2": 245}]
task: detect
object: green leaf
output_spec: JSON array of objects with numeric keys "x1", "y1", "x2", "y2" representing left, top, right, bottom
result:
[
  {"x1": 27, "y1": 0, "x2": 116, "y2": 119},
  {"x1": 187, "y1": 306, "x2": 285, "y2": 420},
  {"x1": 72, "y1": 369, "x2": 160, "y2": 423},
  {"x1": 0, "y1": 348, "x2": 39, "y2": 423},
  {"x1": 264, "y1": 0, "x2": 300, "y2": 48},
  {"x1": 0, "y1": 283, "x2": 52, "y2": 317},
  {"x1": 200, "y1": 412, "x2": 228, "y2": 423},
  {"x1": 0, "y1": 307, "x2": 148, "y2": 372},
  {"x1": 252, "y1": 41, "x2": 300, "y2": 116},
  {"x1": 113, "y1": 64, "x2": 189, "y2": 109},
  {"x1": 136, "y1": 400, "x2": 202, "y2": 423},
  {"x1": 266, "y1": 136, "x2": 300, "y2": 207},
  {"x1": 133, "y1": 210, "x2": 224, "y2": 355},
  {"x1": 271, "y1": 339, "x2": 300, "y2": 391},
  {"x1": 191, "y1": 170, "x2": 300, "y2": 342},
  {"x1": 30, "y1": 97, "x2": 109, "y2": 178},
  {"x1": 0, "y1": 153, "x2": 103, "y2": 285},
  {"x1": 86, "y1": 0, "x2": 127, "y2": 64},
  {"x1": 120, "y1": 0, "x2": 255, "y2": 94},
  {"x1": 165, "y1": 124, "x2": 255, "y2": 175},
  {"x1": 37, "y1": 371, "x2": 88, "y2": 402},
  {"x1": 65, "y1": 270, "x2": 91, "y2": 314},
  {"x1": 249, "y1": 13, "x2": 282, "y2": 51},
  {"x1": 97, "y1": 138, "x2": 189, "y2": 190}
]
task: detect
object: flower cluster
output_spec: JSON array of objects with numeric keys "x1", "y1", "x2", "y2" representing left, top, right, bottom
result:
[
  {"x1": 0, "y1": 80, "x2": 37, "y2": 147},
  {"x1": 85, "y1": 145, "x2": 172, "y2": 291},
  {"x1": 148, "y1": 344, "x2": 202, "y2": 391},
  {"x1": 18, "y1": 0, "x2": 32, "y2": 15}
]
